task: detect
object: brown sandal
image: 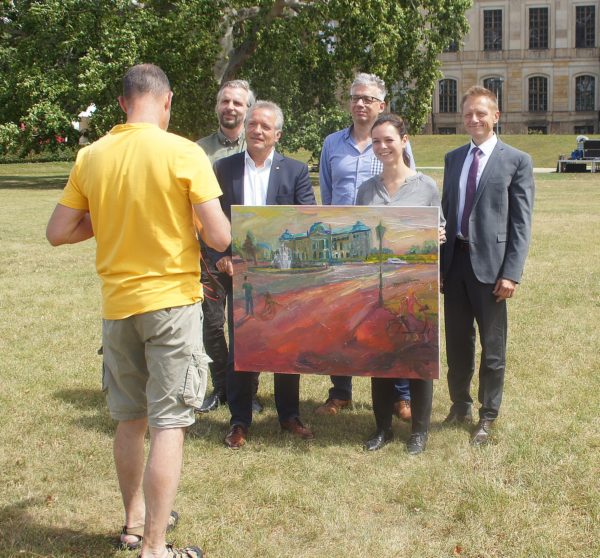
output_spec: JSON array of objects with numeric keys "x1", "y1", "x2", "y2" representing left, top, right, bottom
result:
[{"x1": 118, "y1": 510, "x2": 179, "y2": 550}]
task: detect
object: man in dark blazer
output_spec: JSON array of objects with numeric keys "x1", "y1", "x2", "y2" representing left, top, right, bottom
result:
[
  {"x1": 209, "y1": 100, "x2": 316, "y2": 449},
  {"x1": 441, "y1": 85, "x2": 534, "y2": 446}
]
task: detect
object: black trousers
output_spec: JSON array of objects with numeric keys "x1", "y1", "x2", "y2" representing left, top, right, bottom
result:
[
  {"x1": 228, "y1": 369, "x2": 300, "y2": 428},
  {"x1": 200, "y1": 258, "x2": 258, "y2": 399},
  {"x1": 443, "y1": 244, "x2": 507, "y2": 420},
  {"x1": 371, "y1": 377, "x2": 433, "y2": 433}
]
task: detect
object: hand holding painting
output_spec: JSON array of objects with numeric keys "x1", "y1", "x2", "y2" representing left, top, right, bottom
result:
[{"x1": 216, "y1": 255, "x2": 234, "y2": 276}]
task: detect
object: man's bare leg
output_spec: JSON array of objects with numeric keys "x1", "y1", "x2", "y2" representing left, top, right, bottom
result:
[
  {"x1": 140, "y1": 426, "x2": 186, "y2": 558},
  {"x1": 114, "y1": 417, "x2": 148, "y2": 542}
]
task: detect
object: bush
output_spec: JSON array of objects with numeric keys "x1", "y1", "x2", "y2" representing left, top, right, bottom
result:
[
  {"x1": 0, "y1": 145, "x2": 77, "y2": 164},
  {"x1": 0, "y1": 123, "x2": 21, "y2": 156}
]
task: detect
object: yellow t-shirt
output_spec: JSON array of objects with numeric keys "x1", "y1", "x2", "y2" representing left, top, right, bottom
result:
[{"x1": 60, "y1": 123, "x2": 222, "y2": 319}]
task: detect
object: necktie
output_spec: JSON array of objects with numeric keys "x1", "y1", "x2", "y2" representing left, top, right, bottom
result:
[{"x1": 461, "y1": 146, "x2": 481, "y2": 238}]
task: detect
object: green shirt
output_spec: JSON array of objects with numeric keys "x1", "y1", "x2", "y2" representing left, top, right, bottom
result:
[{"x1": 196, "y1": 128, "x2": 246, "y2": 164}]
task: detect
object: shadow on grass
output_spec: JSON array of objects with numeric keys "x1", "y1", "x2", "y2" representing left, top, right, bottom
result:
[
  {"x1": 52, "y1": 389, "x2": 460, "y2": 449},
  {"x1": 54, "y1": 388, "x2": 115, "y2": 436},
  {"x1": 0, "y1": 175, "x2": 68, "y2": 190},
  {"x1": 0, "y1": 498, "x2": 116, "y2": 557},
  {"x1": 188, "y1": 395, "x2": 408, "y2": 449}
]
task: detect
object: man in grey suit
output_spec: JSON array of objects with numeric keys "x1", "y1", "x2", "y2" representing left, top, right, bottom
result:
[{"x1": 441, "y1": 85, "x2": 534, "y2": 446}]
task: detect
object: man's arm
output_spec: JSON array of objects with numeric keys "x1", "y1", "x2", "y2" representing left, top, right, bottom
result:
[
  {"x1": 499, "y1": 152, "x2": 535, "y2": 283},
  {"x1": 46, "y1": 204, "x2": 94, "y2": 246},
  {"x1": 294, "y1": 164, "x2": 317, "y2": 206},
  {"x1": 494, "y1": 152, "x2": 535, "y2": 301},
  {"x1": 193, "y1": 198, "x2": 231, "y2": 253},
  {"x1": 319, "y1": 139, "x2": 333, "y2": 205}
]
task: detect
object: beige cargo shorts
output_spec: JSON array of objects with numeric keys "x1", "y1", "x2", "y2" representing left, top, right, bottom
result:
[{"x1": 102, "y1": 303, "x2": 209, "y2": 428}]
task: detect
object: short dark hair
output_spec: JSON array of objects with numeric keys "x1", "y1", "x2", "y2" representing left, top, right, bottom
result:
[
  {"x1": 371, "y1": 114, "x2": 411, "y2": 167},
  {"x1": 460, "y1": 85, "x2": 498, "y2": 111},
  {"x1": 122, "y1": 64, "x2": 171, "y2": 100}
]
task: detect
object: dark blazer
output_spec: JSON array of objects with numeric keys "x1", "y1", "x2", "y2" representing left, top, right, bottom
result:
[
  {"x1": 207, "y1": 150, "x2": 316, "y2": 262},
  {"x1": 216, "y1": 150, "x2": 315, "y2": 210},
  {"x1": 441, "y1": 139, "x2": 535, "y2": 284}
]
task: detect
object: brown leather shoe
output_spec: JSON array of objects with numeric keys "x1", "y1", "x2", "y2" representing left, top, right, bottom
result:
[
  {"x1": 224, "y1": 424, "x2": 248, "y2": 449},
  {"x1": 393, "y1": 400, "x2": 411, "y2": 422},
  {"x1": 314, "y1": 398, "x2": 351, "y2": 415},
  {"x1": 280, "y1": 418, "x2": 315, "y2": 440}
]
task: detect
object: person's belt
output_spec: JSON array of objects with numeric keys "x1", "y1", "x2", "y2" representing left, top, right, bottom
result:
[{"x1": 455, "y1": 238, "x2": 470, "y2": 252}]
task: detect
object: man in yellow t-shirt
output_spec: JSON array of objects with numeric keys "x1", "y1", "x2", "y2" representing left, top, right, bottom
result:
[{"x1": 46, "y1": 64, "x2": 231, "y2": 558}]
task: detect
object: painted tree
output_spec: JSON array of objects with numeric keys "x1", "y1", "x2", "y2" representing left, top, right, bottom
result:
[
  {"x1": 242, "y1": 231, "x2": 258, "y2": 264},
  {"x1": 0, "y1": 0, "x2": 470, "y2": 157}
]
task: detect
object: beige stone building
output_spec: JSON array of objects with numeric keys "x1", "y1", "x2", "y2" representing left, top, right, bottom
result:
[{"x1": 428, "y1": 0, "x2": 599, "y2": 134}]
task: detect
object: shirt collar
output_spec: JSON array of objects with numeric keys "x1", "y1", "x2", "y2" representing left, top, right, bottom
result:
[
  {"x1": 217, "y1": 128, "x2": 244, "y2": 147},
  {"x1": 470, "y1": 133, "x2": 498, "y2": 157},
  {"x1": 244, "y1": 148, "x2": 275, "y2": 170},
  {"x1": 344, "y1": 124, "x2": 373, "y2": 149}
]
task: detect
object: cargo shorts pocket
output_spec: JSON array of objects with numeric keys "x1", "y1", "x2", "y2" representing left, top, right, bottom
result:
[{"x1": 182, "y1": 347, "x2": 210, "y2": 408}]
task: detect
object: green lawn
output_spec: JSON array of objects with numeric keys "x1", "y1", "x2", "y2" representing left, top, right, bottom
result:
[
  {"x1": 290, "y1": 134, "x2": 582, "y2": 169},
  {"x1": 0, "y1": 164, "x2": 599, "y2": 558},
  {"x1": 3, "y1": 133, "x2": 582, "y2": 171},
  {"x1": 410, "y1": 134, "x2": 579, "y2": 168}
]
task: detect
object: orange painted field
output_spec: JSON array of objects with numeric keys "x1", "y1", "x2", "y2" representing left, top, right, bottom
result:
[{"x1": 233, "y1": 263, "x2": 439, "y2": 379}]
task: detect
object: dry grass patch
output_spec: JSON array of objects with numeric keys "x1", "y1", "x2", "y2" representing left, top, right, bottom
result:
[{"x1": 0, "y1": 167, "x2": 599, "y2": 558}]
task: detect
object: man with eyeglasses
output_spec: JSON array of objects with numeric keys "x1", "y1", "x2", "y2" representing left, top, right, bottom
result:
[{"x1": 316, "y1": 72, "x2": 416, "y2": 418}]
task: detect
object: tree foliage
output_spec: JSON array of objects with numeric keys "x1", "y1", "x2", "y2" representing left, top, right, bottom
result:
[{"x1": 0, "y1": 0, "x2": 470, "y2": 159}]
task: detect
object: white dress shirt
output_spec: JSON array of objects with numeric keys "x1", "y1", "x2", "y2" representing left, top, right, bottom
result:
[
  {"x1": 243, "y1": 149, "x2": 275, "y2": 206},
  {"x1": 457, "y1": 134, "x2": 498, "y2": 238}
]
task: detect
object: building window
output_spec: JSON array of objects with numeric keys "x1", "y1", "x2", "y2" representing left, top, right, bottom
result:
[
  {"x1": 529, "y1": 76, "x2": 548, "y2": 112},
  {"x1": 483, "y1": 77, "x2": 503, "y2": 111},
  {"x1": 438, "y1": 127, "x2": 457, "y2": 135},
  {"x1": 439, "y1": 79, "x2": 457, "y2": 113},
  {"x1": 575, "y1": 125, "x2": 595, "y2": 134},
  {"x1": 576, "y1": 6, "x2": 596, "y2": 48},
  {"x1": 483, "y1": 9, "x2": 503, "y2": 50},
  {"x1": 528, "y1": 126, "x2": 548, "y2": 134},
  {"x1": 576, "y1": 75, "x2": 595, "y2": 111},
  {"x1": 529, "y1": 7, "x2": 549, "y2": 49}
]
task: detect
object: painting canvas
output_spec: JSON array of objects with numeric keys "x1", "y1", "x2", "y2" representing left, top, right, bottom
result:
[{"x1": 231, "y1": 205, "x2": 440, "y2": 380}]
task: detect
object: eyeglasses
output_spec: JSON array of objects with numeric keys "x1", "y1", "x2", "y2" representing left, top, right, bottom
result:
[{"x1": 350, "y1": 95, "x2": 382, "y2": 105}]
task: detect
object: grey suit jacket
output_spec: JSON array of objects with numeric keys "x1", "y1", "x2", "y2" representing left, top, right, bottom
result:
[{"x1": 441, "y1": 139, "x2": 535, "y2": 284}]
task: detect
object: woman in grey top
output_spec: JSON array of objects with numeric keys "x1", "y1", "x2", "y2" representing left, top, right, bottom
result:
[{"x1": 358, "y1": 114, "x2": 445, "y2": 455}]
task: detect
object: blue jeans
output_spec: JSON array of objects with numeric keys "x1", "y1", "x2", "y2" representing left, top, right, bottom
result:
[{"x1": 328, "y1": 376, "x2": 411, "y2": 401}]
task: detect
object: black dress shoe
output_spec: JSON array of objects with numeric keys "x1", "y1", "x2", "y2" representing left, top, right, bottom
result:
[
  {"x1": 197, "y1": 391, "x2": 225, "y2": 413},
  {"x1": 252, "y1": 397, "x2": 263, "y2": 413},
  {"x1": 470, "y1": 419, "x2": 494, "y2": 446},
  {"x1": 406, "y1": 432, "x2": 428, "y2": 455},
  {"x1": 443, "y1": 408, "x2": 473, "y2": 425},
  {"x1": 364, "y1": 429, "x2": 393, "y2": 451}
]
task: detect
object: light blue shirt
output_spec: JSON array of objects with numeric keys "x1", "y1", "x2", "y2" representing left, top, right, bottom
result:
[{"x1": 319, "y1": 126, "x2": 416, "y2": 206}]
